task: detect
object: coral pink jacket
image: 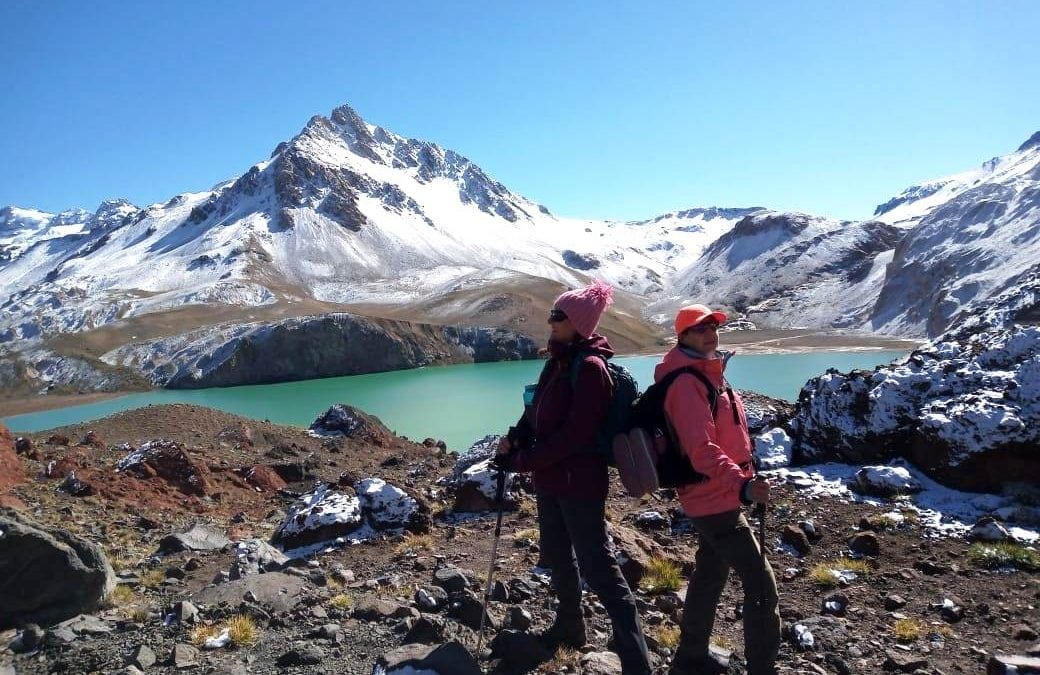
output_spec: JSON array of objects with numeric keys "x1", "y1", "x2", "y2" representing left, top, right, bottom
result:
[{"x1": 654, "y1": 347, "x2": 754, "y2": 517}]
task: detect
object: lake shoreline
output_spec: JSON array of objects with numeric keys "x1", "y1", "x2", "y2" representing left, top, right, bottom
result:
[{"x1": 1, "y1": 330, "x2": 920, "y2": 420}]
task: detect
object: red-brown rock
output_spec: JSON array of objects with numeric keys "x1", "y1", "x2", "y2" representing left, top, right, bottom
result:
[
  {"x1": 0, "y1": 423, "x2": 25, "y2": 492},
  {"x1": 246, "y1": 465, "x2": 288, "y2": 492}
]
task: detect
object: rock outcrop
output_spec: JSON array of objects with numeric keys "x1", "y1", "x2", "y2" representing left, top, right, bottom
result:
[{"x1": 101, "y1": 313, "x2": 539, "y2": 389}]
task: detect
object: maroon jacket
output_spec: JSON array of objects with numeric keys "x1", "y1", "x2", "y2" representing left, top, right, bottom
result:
[{"x1": 506, "y1": 334, "x2": 613, "y2": 501}]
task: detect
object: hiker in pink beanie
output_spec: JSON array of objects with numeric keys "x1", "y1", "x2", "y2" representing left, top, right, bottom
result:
[{"x1": 495, "y1": 280, "x2": 652, "y2": 675}]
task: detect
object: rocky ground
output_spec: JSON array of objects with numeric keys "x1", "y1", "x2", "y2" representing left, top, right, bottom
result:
[{"x1": 1, "y1": 404, "x2": 1038, "y2": 675}]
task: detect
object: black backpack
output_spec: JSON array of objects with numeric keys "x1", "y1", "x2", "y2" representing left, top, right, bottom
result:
[
  {"x1": 614, "y1": 366, "x2": 745, "y2": 494},
  {"x1": 528, "y1": 350, "x2": 640, "y2": 465}
]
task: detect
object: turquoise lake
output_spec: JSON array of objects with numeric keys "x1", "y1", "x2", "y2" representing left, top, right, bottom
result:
[{"x1": 3, "y1": 351, "x2": 905, "y2": 451}]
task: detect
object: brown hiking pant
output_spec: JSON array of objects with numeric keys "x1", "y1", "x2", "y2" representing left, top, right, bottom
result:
[{"x1": 675, "y1": 509, "x2": 781, "y2": 675}]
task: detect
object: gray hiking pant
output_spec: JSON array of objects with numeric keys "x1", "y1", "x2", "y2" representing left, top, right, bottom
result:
[
  {"x1": 537, "y1": 494, "x2": 652, "y2": 675},
  {"x1": 675, "y1": 509, "x2": 781, "y2": 675}
]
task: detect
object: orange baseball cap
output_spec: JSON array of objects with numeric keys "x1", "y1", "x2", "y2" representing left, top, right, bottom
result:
[{"x1": 674, "y1": 304, "x2": 728, "y2": 335}]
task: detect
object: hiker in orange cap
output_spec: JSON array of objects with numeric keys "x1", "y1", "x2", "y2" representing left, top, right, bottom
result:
[{"x1": 659, "y1": 304, "x2": 780, "y2": 675}]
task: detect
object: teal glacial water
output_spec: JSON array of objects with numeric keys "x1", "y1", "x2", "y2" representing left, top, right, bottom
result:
[{"x1": 3, "y1": 351, "x2": 905, "y2": 452}]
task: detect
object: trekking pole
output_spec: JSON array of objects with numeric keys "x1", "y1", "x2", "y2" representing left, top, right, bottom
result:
[{"x1": 476, "y1": 465, "x2": 508, "y2": 656}]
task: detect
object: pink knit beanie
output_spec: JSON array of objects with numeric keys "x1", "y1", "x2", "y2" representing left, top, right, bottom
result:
[{"x1": 553, "y1": 280, "x2": 613, "y2": 338}]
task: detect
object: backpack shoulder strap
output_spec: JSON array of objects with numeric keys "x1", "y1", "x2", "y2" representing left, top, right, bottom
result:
[
  {"x1": 658, "y1": 366, "x2": 719, "y2": 419},
  {"x1": 569, "y1": 350, "x2": 612, "y2": 391}
]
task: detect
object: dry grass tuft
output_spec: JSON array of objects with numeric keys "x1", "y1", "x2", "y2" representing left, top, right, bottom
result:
[
  {"x1": 893, "y1": 617, "x2": 924, "y2": 642},
  {"x1": 138, "y1": 568, "x2": 167, "y2": 589},
  {"x1": 642, "y1": 557, "x2": 683, "y2": 594},
  {"x1": 329, "y1": 593, "x2": 354, "y2": 610},
  {"x1": 394, "y1": 533, "x2": 434, "y2": 556},
  {"x1": 541, "y1": 646, "x2": 581, "y2": 672},
  {"x1": 104, "y1": 584, "x2": 136, "y2": 608},
  {"x1": 513, "y1": 528, "x2": 539, "y2": 545},
  {"x1": 189, "y1": 624, "x2": 221, "y2": 647},
  {"x1": 809, "y1": 558, "x2": 873, "y2": 588},
  {"x1": 227, "y1": 614, "x2": 260, "y2": 647},
  {"x1": 711, "y1": 634, "x2": 733, "y2": 650},
  {"x1": 656, "y1": 625, "x2": 681, "y2": 650}
]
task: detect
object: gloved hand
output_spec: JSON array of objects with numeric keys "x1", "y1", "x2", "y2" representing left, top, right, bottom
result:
[{"x1": 490, "y1": 451, "x2": 512, "y2": 474}]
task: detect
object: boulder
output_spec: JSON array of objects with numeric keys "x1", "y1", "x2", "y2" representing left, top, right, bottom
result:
[
  {"x1": 851, "y1": 466, "x2": 922, "y2": 498},
  {"x1": 581, "y1": 651, "x2": 623, "y2": 675},
  {"x1": 0, "y1": 423, "x2": 24, "y2": 492},
  {"x1": 309, "y1": 404, "x2": 395, "y2": 446},
  {"x1": 158, "y1": 523, "x2": 231, "y2": 554},
  {"x1": 452, "y1": 458, "x2": 517, "y2": 513},
  {"x1": 272, "y1": 484, "x2": 363, "y2": 550},
  {"x1": 193, "y1": 572, "x2": 306, "y2": 614},
  {"x1": 357, "y1": 477, "x2": 428, "y2": 533},
  {"x1": 987, "y1": 654, "x2": 1040, "y2": 674},
  {"x1": 244, "y1": 465, "x2": 287, "y2": 492},
  {"x1": 115, "y1": 439, "x2": 212, "y2": 496},
  {"x1": 380, "y1": 641, "x2": 481, "y2": 675},
  {"x1": 0, "y1": 509, "x2": 116, "y2": 628},
  {"x1": 489, "y1": 630, "x2": 553, "y2": 672},
  {"x1": 793, "y1": 326, "x2": 1040, "y2": 493},
  {"x1": 608, "y1": 523, "x2": 680, "y2": 588}
]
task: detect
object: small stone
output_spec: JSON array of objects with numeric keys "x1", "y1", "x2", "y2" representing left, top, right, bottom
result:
[
  {"x1": 849, "y1": 532, "x2": 880, "y2": 557},
  {"x1": 580, "y1": 651, "x2": 623, "y2": 674},
  {"x1": 276, "y1": 644, "x2": 325, "y2": 667},
  {"x1": 782, "y1": 524, "x2": 812, "y2": 556},
  {"x1": 10, "y1": 624, "x2": 45, "y2": 653},
  {"x1": 415, "y1": 586, "x2": 448, "y2": 612},
  {"x1": 885, "y1": 595, "x2": 908, "y2": 611},
  {"x1": 822, "y1": 593, "x2": 849, "y2": 616},
  {"x1": 506, "y1": 607, "x2": 532, "y2": 631},
  {"x1": 183, "y1": 558, "x2": 202, "y2": 572},
  {"x1": 883, "y1": 650, "x2": 928, "y2": 672},
  {"x1": 173, "y1": 601, "x2": 199, "y2": 625},
  {"x1": 915, "y1": 559, "x2": 950, "y2": 576},
  {"x1": 165, "y1": 567, "x2": 186, "y2": 580},
  {"x1": 130, "y1": 644, "x2": 156, "y2": 670},
  {"x1": 1012, "y1": 624, "x2": 1038, "y2": 641},
  {"x1": 170, "y1": 644, "x2": 199, "y2": 669},
  {"x1": 432, "y1": 567, "x2": 470, "y2": 594}
]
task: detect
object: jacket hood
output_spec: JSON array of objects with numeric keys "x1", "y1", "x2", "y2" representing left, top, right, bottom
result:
[
  {"x1": 548, "y1": 333, "x2": 614, "y2": 361},
  {"x1": 654, "y1": 346, "x2": 732, "y2": 384}
]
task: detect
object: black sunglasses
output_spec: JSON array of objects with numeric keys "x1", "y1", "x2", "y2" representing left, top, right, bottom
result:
[
  {"x1": 687, "y1": 321, "x2": 720, "y2": 334},
  {"x1": 548, "y1": 309, "x2": 568, "y2": 323}
]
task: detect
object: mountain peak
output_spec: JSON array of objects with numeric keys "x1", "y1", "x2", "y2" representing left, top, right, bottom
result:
[{"x1": 1018, "y1": 130, "x2": 1040, "y2": 153}]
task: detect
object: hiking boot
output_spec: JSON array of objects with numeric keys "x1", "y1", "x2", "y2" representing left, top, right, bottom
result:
[{"x1": 538, "y1": 614, "x2": 587, "y2": 649}]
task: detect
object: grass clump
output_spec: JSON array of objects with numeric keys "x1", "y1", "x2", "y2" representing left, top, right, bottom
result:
[
  {"x1": 892, "y1": 617, "x2": 924, "y2": 642},
  {"x1": 189, "y1": 624, "x2": 221, "y2": 647},
  {"x1": 226, "y1": 614, "x2": 260, "y2": 647},
  {"x1": 516, "y1": 499, "x2": 536, "y2": 518},
  {"x1": 711, "y1": 634, "x2": 733, "y2": 650},
  {"x1": 541, "y1": 646, "x2": 580, "y2": 672},
  {"x1": 329, "y1": 593, "x2": 354, "y2": 610},
  {"x1": 968, "y1": 542, "x2": 1040, "y2": 571},
  {"x1": 656, "y1": 625, "x2": 681, "y2": 650},
  {"x1": 642, "y1": 557, "x2": 683, "y2": 594},
  {"x1": 513, "y1": 528, "x2": 539, "y2": 546},
  {"x1": 138, "y1": 568, "x2": 167, "y2": 589},
  {"x1": 104, "y1": 584, "x2": 136, "y2": 608},
  {"x1": 394, "y1": 533, "x2": 434, "y2": 556},
  {"x1": 809, "y1": 558, "x2": 873, "y2": 588}
]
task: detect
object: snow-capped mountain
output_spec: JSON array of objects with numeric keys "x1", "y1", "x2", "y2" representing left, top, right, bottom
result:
[
  {"x1": 0, "y1": 104, "x2": 757, "y2": 345},
  {"x1": 0, "y1": 102, "x2": 1036, "y2": 356},
  {"x1": 869, "y1": 132, "x2": 1040, "y2": 335},
  {"x1": 655, "y1": 212, "x2": 903, "y2": 329}
]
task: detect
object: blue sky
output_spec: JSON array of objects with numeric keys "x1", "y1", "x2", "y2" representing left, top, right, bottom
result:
[{"x1": 2, "y1": 1, "x2": 1038, "y2": 221}]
